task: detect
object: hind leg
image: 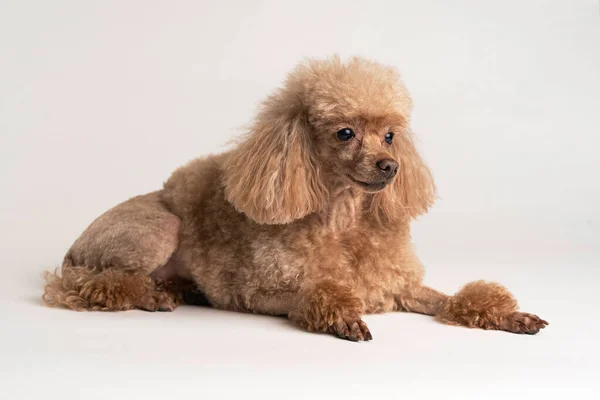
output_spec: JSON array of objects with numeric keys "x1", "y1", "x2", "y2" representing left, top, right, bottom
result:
[
  {"x1": 43, "y1": 191, "x2": 187, "y2": 311},
  {"x1": 66, "y1": 191, "x2": 180, "y2": 275},
  {"x1": 44, "y1": 267, "x2": 180, "y2": 311}
]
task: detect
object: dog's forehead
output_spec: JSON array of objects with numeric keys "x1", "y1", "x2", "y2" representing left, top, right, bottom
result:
[{"x1": 296, "y1": 57, "x2": 413, "y2": 123}]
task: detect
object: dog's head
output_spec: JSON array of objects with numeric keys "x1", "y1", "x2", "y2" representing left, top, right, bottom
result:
[{"x1": 223, "y1": 56, "x2": 436, "y2": 225}]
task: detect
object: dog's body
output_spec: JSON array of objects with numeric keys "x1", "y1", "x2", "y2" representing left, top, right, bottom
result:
[{"x1": 43, "y1": 57, "x2": 547, "y2": 340}]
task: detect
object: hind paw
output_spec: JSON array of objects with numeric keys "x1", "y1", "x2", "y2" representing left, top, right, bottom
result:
[{"x1": 135, "y1": 292, "x2": 178, "y2": 312}]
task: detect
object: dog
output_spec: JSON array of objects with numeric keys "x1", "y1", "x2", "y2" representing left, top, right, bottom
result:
[{"x1": 43, "y1": 56, "x2": 548, "y2": 341}]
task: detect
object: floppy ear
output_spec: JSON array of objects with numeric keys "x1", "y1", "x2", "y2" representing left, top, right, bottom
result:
[
  {"x1": 371, "y1": 128, "x2": 436, "y2": 224},
  {"x1": 223, "y1": 94, "x2": 328, "y2": 225}
]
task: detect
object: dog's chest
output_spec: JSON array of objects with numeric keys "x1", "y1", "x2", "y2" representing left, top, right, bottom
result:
[
  {"x1": 338, "y1": 227, "x2": 416, "y2": 313},
  {"x1": 322, "y1": 189, "x2": 362, "y2": 232}
]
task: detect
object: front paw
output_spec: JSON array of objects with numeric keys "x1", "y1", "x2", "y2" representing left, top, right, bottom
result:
[
  {"x1": 501, "y1": 312, "x2": 549, "y2": 334},
  {"x1": 291, "y1": 281, "x2": 370, "y2": 341},
  {"x1": 331, "y1": 318, "x2": 372, "y2": 342}
]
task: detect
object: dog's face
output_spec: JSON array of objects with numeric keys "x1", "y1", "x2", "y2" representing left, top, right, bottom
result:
[
  {"x1": 311, "y1": 115, "x2": 406, "y2": 193},
  {"x1": 296, "y1": 57, "x2": 413, "y2": 195},
  {"x1": 223, "y1": 56, "x2": 435, "y2": 225}
]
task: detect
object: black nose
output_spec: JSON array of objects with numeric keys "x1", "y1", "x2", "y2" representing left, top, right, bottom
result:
[{"x1": 376, "y1": 159, "x2": 399, "y2": 179}]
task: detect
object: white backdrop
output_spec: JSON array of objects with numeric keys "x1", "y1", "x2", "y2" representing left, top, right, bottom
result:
[{"x1": 1, "y1": 1, "x2": 599, "y2": 399}]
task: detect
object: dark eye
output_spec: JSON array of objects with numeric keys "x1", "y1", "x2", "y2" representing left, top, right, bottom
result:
[
  {"x1": 385, "y1": 132, "x2": 394, "y2": 144},
  {"x1": 336, "y1": 128, "x2": 355, "y2": 141}
]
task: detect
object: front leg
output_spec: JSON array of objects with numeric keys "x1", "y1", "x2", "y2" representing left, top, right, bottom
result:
[
  {"x1": 396, "y1": 285, "x2": 449, "y2": 315},
  {"x1": 289, "y1": 280, "x2": 372, "y2": 342},
  {"x1": 397, "y1": 281, "x2": 549, "y2": 334}
]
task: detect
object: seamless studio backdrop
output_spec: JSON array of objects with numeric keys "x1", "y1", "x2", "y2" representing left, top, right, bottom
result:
[{"x1": 1, "y1": 1, "x2": 599, "y2": 399}]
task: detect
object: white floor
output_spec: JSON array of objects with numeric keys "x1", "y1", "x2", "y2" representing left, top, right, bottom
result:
[{"x1": 2, "y1": 257, "x2": 598, "y2": 399}]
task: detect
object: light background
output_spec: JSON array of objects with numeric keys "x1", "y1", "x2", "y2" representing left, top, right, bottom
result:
[{"x1": 1, "y1": 0, "x2": 599, "y2": 398}]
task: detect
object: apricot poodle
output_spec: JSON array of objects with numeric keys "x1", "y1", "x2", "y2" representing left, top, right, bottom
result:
[{"x1": 43, "y1": 56, "x2": 548, "y2": 341}]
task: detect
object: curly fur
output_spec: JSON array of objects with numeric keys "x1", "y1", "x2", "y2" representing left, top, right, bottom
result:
[{"x1": 43, "y1": 56, "x2": 547, "y2": 340}]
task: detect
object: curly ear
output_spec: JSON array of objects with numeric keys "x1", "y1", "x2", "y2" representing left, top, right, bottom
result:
[
  {"x1": 371, "y1": 129, "x2": 436, "y2": 224},
  {"x1": 223, "y1": 95, "x2": 328, "y2": 225}
]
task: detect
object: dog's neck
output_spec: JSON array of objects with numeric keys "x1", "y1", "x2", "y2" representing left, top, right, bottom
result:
[{"x1": 320, "y1": 186, "x2": 364, "y2": 232}]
